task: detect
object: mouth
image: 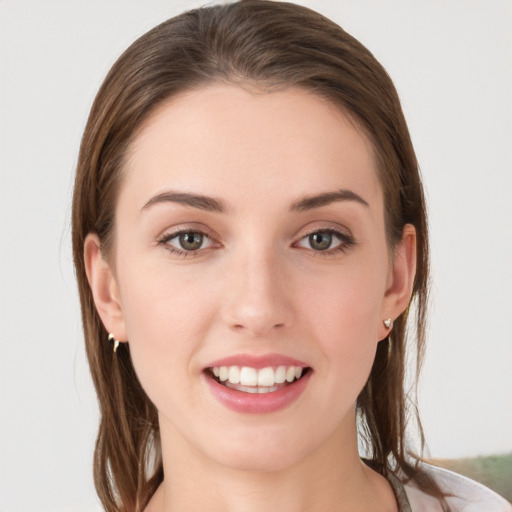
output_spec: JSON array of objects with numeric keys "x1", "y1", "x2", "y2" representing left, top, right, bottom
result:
[
  {"x1": 203, "y1": 354, "x2": 312, "y2": 413},
  {"x1": 205, "y1": 365, "x2": 311, "y2": 394}
]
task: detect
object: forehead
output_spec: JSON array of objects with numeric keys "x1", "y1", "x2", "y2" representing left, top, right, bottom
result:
[{"x1": 122, "y1": 84, "x2": 382, "y2": 212}]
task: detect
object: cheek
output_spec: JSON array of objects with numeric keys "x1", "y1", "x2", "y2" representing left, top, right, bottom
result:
[
  {"x1": 303, "y1": 261, "x2": 385, "y2": 340},
  {"x1": 299, "y1": 260, "x2": 386, "y2": 384},
  {"x1": 115, "y1": 258, "x2": 218, "y2": 398},
  {"x1": 119, "y1": 255, "x2": 215, "y2": 335}
]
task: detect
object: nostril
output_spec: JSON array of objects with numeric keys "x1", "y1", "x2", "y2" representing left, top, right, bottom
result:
[{"x1": 231, "y1": 322, "x2": 285, "y2": 333}]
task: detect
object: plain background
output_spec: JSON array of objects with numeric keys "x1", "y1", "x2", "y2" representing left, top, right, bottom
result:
[{"x1": 1, "y1": 1, "x2": 511, "y2": 510}]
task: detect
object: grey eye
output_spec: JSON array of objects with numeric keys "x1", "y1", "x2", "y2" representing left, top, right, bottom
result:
[
  {"x1": 296, "y1": 229, "x2": 346, "y2": 252},
  {"x1": 178, "y1": 232, "x2": 204, "y2": 251},
  {"x1": 308, "y1": 232, "x2": 334, "y2": 251},
  {"x1": 161, "y1": 229, "x2": 217, "y2": 256}
]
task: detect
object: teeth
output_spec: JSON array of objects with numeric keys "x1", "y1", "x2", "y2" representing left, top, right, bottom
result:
[
  {"x1": 285, "y1": 367, "x2": 296, "y2": 382},
  {"x1": 240, "y1": 367, "x2": 258, "y2": 386},
  {"x1": 275, "y1": 366, "x2": 286, "y2": 384},
  {"x1": 257, "y1": 367, "x2": 274, "y2": 387},
  {"x1": 219, "y1": 366, "x2": 229, "y2": 382},
  {"x1": 228, "y1": 366, "x2": 240, "y2": 384},
  {"x1": 211, "y1": 365, "x2": 305, "y2": 388}
]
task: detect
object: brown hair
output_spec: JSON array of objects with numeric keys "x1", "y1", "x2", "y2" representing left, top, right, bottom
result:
[{"x1": 72, "y1": 1, "x2": 440, "y2": 510}]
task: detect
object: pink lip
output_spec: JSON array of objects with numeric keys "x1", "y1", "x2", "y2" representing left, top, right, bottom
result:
[
  {"x1": 205, "y1": 353, "x2": 309, "y2": 370},
  {"x1": 203, "y1": 369, "x2": 312, "y2": 415}
]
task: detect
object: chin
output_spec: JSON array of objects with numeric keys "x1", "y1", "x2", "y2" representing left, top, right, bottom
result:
[{"x1": 204, "y1": 426, "x2": 314, "y2": 473}]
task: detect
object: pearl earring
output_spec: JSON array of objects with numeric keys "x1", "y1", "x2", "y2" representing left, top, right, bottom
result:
[{"x1": 383, "y1": 318, "x2": 392, "y2": 329}]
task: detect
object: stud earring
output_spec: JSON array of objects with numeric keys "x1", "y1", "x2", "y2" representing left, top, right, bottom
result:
[
  {"x1": 108, "y1": 333, "x2": 120, "y2": 353},
  {"x1": 383, "y1": 318, "x2": 393, "y2": 329}
]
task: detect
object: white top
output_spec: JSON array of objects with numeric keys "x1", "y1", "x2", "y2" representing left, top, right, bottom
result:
[{"x1": 402, "y1": 463, "x2": 512, "y2": 511}]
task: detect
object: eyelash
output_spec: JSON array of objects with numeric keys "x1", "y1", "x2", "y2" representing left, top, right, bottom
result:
[
  {"x1": 157, "y1": 228, "x2": 218, "y2": 258},
  {"x1": 157, "y1": 227, "x2": 355, "y2": 258},
  {"x1": 294, "y1": 228, "x2": 355, "y2": 256}
]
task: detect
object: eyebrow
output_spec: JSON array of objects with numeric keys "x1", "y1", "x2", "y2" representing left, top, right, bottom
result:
[
  {"x1": 290, "y1": 189, "x2": 369, "y2": 211},
  {"x1": 141, "y1": 188, "x2": 368, "y2": 214},
  {"x1": 142, "y1": 191, "x2": 227, "y2": 213}
]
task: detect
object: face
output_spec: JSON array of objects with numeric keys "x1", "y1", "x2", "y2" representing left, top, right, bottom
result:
[{"x1": 88, "y1": 85, "x2": 413, "y2": 473}]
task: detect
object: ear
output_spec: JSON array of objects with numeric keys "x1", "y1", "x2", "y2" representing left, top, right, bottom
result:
[
  {"x1": 378, "y1": 224, "x2": 417, "y2": 341},
  {"x1": 84, "y1": 233, "x2": 128, "y2": 342}
]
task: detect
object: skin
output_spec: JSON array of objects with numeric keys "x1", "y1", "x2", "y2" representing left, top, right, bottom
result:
[{"x1": 85, "y1": 85, "x2": 416, "y2": 512}]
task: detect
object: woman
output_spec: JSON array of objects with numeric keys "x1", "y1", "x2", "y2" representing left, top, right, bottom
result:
[{"x1": 71, "y1": 1, "x2": 512, "y2": 511}]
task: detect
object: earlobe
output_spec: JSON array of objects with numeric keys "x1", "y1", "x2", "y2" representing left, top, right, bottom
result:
[
  {"x1": 379, "y1": 224, "x2": 417, "y2": 340},
  {"x1": 84, "y1": 234, "x2": 127, "y2": 342}
]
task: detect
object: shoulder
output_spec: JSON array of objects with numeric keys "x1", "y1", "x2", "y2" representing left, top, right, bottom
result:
[{"x1": 402, "y1": 463, "x2": 512, "y2": 512}]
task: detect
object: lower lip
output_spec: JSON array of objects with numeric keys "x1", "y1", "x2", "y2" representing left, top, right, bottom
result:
[{"x1": 204, "y1": 370, "x2": 311, "y2": 414}]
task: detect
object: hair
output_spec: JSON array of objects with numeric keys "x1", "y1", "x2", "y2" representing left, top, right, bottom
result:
[{"x1": 72, "y1": 1, "x2": 441, "y2": 510}]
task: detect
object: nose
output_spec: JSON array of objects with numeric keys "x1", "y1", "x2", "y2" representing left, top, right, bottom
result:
[{"x1": 221, "y1": 248, "x2": 293, "y2": 337}]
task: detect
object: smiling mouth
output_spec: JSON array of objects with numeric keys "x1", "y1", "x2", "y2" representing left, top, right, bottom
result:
[{"x1": 207, "y1": 365, "x2": 310, "y2": 394}]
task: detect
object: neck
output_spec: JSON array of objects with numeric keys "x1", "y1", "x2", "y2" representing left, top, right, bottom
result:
[{"x1": 146, "y1": 413, "x2": 397, "y2": 512}]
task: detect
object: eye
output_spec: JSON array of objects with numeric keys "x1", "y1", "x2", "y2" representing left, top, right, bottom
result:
[
  {"x1": 176, "y1": 232, "x2": 205, "y2": 251},
  {"x1": 159, "y1": 229, "x2": 216, "y2": 255},
  {"x1": 295, "y1": 229, "x2": 352, "y2": 253},
  {"x1": 307, "y1": 232, "x2": 337, "y2": 251}
]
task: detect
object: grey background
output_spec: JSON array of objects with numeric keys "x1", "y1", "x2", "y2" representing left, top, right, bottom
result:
[{"x1": 1, "y1": 1, "x2": 511, "y2": 510}]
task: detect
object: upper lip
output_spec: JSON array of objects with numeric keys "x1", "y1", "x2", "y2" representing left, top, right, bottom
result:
[{"x1": 205, "y1": 353, "x2": 309, "y2": 370}]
